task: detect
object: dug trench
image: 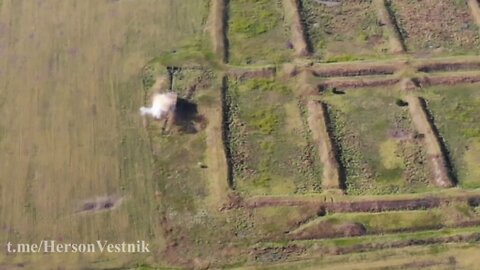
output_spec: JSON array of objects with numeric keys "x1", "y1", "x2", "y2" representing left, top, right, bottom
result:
[
  {"x1": 405, "y1": 96, "x2": 456, "y2": 187},
  {"x1": 242, "y1": 194, "x2": 480, "y2": 213},
  {"x1": 318, "y1": 76, "x2": 401, "y2": 90},
  {"x1": 255, "y1": 232, "x2": 480, "y2": 260},
  {"x1": 312, "y1": 63, "x2": 398, "y2": 78}
]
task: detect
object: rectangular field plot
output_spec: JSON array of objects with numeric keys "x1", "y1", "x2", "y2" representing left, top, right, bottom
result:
[
  {"x1": 421, "y1": 85, "x2": 480, "y2": 189},
  {"x1": 301, "y1": 0, "x2": 389, "y2": 61},
  {"x1": 323, "y1": 89, "x2": 436, "y2": 195},
  {"x1": 226, "y1": 78, "x2": 322, "y2": 195},
  {"x1": 388, "y1": 0, "x2": 480, "y2": 54},
  {"x1": 228, "y1": 0, "x2": 292, "y2": 65}
]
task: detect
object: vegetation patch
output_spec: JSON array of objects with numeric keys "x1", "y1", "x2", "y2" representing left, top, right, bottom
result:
[
  {"x1": 228, "y1": 0, "x2": 291, "y2": 65},
  {"x1": 301, "y1": 0, "x2": 389, "y2": 59},
  {"x1": 421, "y1": 85, "x2": 480, "y2": 188},
  {"x1": 323, "y1": 89, "x2": 434, "y2": 195},
  {"x1": 226, "y1": 78, "x2": 322, "y2": 195},
  {"x1": 388, "y1": 0, "x2": 480, "y2": 54}
]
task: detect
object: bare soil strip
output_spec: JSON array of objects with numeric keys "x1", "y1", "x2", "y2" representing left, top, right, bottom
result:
[
  {"x1": 209, "y1": 0, "x2": 227, "y2": 62},
  {"x1": 467, "y1": 0, "x2": 480, "y2": 26},
  {"x1": 405, "y1": 96, "x2": 454, "y2": 188},
  {"x1": 204, "y1": 76, "x2": 231, "y2": 208},
  {"x1": 373, "y1": 0, "x2": 405, "y2": 53},
  {"x1": 242, "y1": 193, "x2": 480, "y2": 212},
  {"x1": 306, "y1": 101, "x2": 342, "y2": 190},
  {"x1": 289, "y1": 218, "x2": 480, "y2": 241},
  {"x1": 310, "y1": 56, "x2": 480, "y2": 77},
  {"x1": 283, "y1": 0, "x2": 310, "y2": 57}
]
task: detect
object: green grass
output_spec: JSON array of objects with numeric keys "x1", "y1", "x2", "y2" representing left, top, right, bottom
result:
[
  {"x1": 227, "y1": 78, "x2": 322, "y2": 195},
  {"x1": 228, "y1": 0, "x2": 291, "y2": 65},
  {"x1": 421, "y1": 85, "x2": 480, "y2": 188},
  {"x1": 301, "y1": 0, "x2": 389, "y2": 59},
  {"x1": 322, "y1": 89, "x2": 435, "y2": 195}
]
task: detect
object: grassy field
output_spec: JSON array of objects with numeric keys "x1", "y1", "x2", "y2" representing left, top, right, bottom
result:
[
  {"x1": 322, "y1": 88, "x2": 435, "y2": 195},
  {"x1": 420, "y1": 84, "x2": 480, "y2": 189},
  {"x1": 226, "y1": 78, "x2": 323, "y2": 195},
  {"x1": 301, "y1": 0, "x2": 389, "y2": 61},
  {"x1": 388, "y1": 0, "x2": 480, "y2": 54},
  {"x1": 227, "y1": 0, "x2": 292, "y2": 65},
  {"x1": 0, "y1": 0, "x2": 209, "y2": 268}
]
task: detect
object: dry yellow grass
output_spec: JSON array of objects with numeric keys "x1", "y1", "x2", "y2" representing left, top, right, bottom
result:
[{"x1": 0, "y1": 0, "x2": 208, "y2": 267}]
